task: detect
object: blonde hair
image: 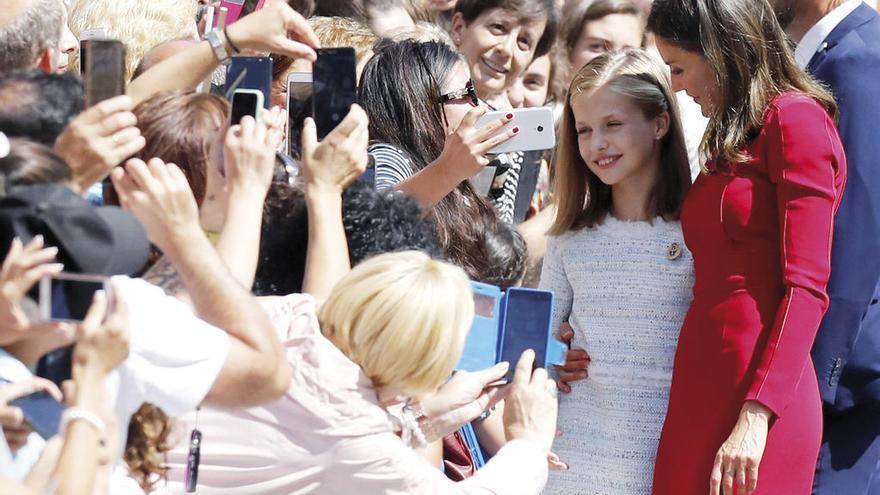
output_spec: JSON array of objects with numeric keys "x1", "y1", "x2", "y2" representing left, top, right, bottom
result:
[
  {"x1": 318, "y1": 251, "x2": 473, "y2": 398},
  {"x1": 309, "y1": 16, "x2": 377, "y2": 65},
  {"x1": 69, "y1": 0, "x2": 197, "y2": 82},
  {"x1": 550, "y1": 48, "x2": 690, "y2": 235}
]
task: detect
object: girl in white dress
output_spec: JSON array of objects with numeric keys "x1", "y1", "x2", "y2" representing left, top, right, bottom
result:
[{"x1": 541, "y1": 49, "x2": 694, "y2": 494}]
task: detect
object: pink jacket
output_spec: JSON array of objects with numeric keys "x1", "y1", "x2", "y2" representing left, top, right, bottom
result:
[{"x1": 159, "y1": 294, "x2": 549, "y2": 494}]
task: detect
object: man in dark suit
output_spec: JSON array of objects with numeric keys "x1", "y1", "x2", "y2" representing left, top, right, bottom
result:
[{"x1": 771, "y1": 0, "x2": 880, "y2": 493}]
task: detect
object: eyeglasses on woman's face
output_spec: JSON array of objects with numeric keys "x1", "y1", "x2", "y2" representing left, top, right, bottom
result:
[{"x1": 438, "y1": 80, "x2": 479, "y2": 107}]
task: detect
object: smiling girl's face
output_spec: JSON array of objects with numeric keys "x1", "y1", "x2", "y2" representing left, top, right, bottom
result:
[{"x1": 451, "y1": 8, "x2": 547, "y2": 100}]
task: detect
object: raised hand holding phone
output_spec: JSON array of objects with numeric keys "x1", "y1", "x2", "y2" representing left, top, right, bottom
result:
[
  {"x1": 299, "y1": 105, "x2": 369, "y2": 193},
  {"x1": 225, "y1": 1, "x2": 320, "y2": 61},
  {"x1": 0, "y1": 237, "x2": 65, "y2": 344},
  {"x1": 312, "y1": 48, "x2": 357, "y2": 139},
  {"x1": 223, "y1": 115, "x2": 276, "y2": 197},
  {"x1": 437, "y1": 106, "x2": 517, "y2": 182}
]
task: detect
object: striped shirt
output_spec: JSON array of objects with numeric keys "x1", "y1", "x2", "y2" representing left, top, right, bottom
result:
[{"x1": 368, "y1": 143, "x2": 414, "y2": 192}]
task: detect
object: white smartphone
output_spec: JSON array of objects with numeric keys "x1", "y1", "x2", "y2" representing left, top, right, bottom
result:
[
  {"x1": 286, "y1": 72, "x2": 312, "y2": 158},
  {"x1": 475, "y1": 106, "x2": 556, "y2": 155},
  {"x1": 230, "y1": 88, "x2": 264, "y2": 125},
  {"x1": 39, "y1": 273, "x2": 111, "y2": 322}
]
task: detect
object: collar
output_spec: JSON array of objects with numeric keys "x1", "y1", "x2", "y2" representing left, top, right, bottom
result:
[{"x1": 795, "y1": 0, "x2": 864, "y2": 68}]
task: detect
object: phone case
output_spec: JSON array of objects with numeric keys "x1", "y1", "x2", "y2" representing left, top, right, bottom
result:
[
  {"x1": 474, "y1": 107, "x2": 556, "y2": 154},
  {"x1": 312, "y1": 48, "x2": 357, "y2": 139},
  {"x1": 214, "y1": 0, "x2": 265, "y2": 27},
  {"x1": 226, "y1": 57, "x2": 272, "y2": 109},
  {"x1": 10, "y1": 391, "x2": 66, "y2": 439},
  {"x1": 455, "y1": 284, "x2": 565, "y2": 373}
]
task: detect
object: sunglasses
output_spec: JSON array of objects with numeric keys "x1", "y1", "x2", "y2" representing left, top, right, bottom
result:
[{"x1": 438, "y1": 80, "x2": 479, "y2": 107}]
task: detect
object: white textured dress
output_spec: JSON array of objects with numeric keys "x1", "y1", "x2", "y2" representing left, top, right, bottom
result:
[{"x1": 540, "y1": 216, "x2": 694, "y2": 495}]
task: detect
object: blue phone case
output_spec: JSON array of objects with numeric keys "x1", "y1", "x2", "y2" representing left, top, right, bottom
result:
[
  {"x1": 455, "y1": 282, "x2": 502, "y2": 372},
  {"x1": 9, "y1": 391, "x2": 66, "y2": 439},
  {"x1": 226, "y1": 57, "x2": 272, "y2": 109},
  {"x1": 497, "y1": 288, "x2": 567, "y2": 378}
]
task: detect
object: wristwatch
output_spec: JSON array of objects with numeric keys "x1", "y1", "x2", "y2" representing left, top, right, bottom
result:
[{"x1": 206, "y1": 30, "x2": 230, "y2": 66}]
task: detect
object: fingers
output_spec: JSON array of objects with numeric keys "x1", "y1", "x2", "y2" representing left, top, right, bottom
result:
[
  {"x1": 330, "y1": 104, "x2": 366, "y2": 139},
  {"x1": 722, "y1": 460, "x2": 735, "y2": 495},
  {"x1": 475, "y1": 125, "x2": 518, "y2": 154},
  {"x1": 84, "y1": 95, "x2": 135, "y2": 125},
  {"x1": 0, "y1": 405, "x2": 23, "y2": 428},
  {"x1": 736, "y1": 462, "x2": 747, "y2": 495},
  {"x1": 457, "y1": 105, "x2": 489, "y2": 132},
  {"x1": 555, "y1": 368, "x2": 587, "y2": 383},
  {"x1": 472, "y1": 361, "x2": 510, "y2": 387},
  {"x1": 558, "y1": 322, "x2": 574, "y2": 342},
  {"x1": 473, "y1": 113, "x2": 513, "y2": 140},
  {"x1": 301, "y1": 117, "x2": 318, "y2": 157},
  {"x1": 567, "y1": 348, "x2": 590, "y2": 362},
  {"x1": 710, "y1": 453, "x2": 723, "y2": 495},
  {"x1": 280, "y1": 5, "x2": 320, "y2": 50},
  {"x1": 0, "y1": 377, "x2": 62, "y2": 404},
  {"x1": 556, "y1": 378, "x2": 571, "y2": 394},
  {"x1": 512, "y1": 349, "x2": 536, "y2": 387},
  {"x1": 80, "y1": 290, "x2": 109, "y2": 337},
  {"x1": 746, "y1": 459, "x2": 759, "y2": 494},
  {"x1": 274, "y1": 39, "x2": 318, "y2": 62}
]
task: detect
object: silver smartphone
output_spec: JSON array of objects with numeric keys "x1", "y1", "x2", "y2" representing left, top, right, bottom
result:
[{"x1": 39, "y1": 273, "x2": 111, "y2": 322}]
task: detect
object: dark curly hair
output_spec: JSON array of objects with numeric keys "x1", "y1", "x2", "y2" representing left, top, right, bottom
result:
[
  {"x1": 254, "y1": 179, "x2": 441, "y2": 296},
  {"x1": 0, "y1": 69, "x2": 83, "y2": 146}
]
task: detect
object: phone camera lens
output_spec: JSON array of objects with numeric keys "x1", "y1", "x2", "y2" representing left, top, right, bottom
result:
[{"x1": 537, "y1": 125, "x2": 544, "y2": 132}]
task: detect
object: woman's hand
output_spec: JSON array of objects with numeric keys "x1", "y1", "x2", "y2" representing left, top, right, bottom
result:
[
  {"x1": 223, "y1": 115, "x2": 278, "y2": 198},
  {"x1": 418, "y1": 362, "x2": 510, "y2": 439},
  {"x1": 226, "y1": 1, "x2": 320, "y2": 61},
  {"x1": 710, "y1": 401, "x2": 772, "y2": 495},
  {"x1": 111, "y1": 158, "x2": 202, "y2": 253},
  {"x1": 0, "y1": 237, "x2": 64, "y2": 344},
  {"x1": 436, "y1": 106, "x2": 518, "y2": 182},
  {"x1": 554, "y1": 323, "x2": 590, "y2": 393},
  {"x1": 72, "y1": 285, "x2": 130, "y2": 377},
  {"x1": 503, "y1": 349, "x2": 559, "y2": 453},
  {"x1": 300, "y1": 105, "x2": 369, "y2": 195},
  {"x1": 0, "y1": 378, "x2": 63, "y2": 454}
]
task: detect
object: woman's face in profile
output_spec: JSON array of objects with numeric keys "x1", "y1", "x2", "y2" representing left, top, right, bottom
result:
[{"x1": 654, "y1": 37, "x2": 719, "y2": 118}]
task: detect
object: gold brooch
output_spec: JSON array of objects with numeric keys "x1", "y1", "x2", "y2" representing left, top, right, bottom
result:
[{"x1": 667, "y1": 242, "x2": 682, "y2": 260}]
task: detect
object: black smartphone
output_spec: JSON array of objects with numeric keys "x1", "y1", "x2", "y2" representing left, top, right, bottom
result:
[
  {"x1": 230, "y1": 89, "x2": 263, "y2": 126},
  {"x1": 498, "y1": 288, "x2": 554, "y2": 380},
  {"x1": 9, "y1": 391, "x2": 66, "y2": 439},
  {"x1": 312, "y1": 47, "x2": 357, "y2": 139},
  {"x1": 287, "y1": 72, "x2": 312, "y2": 159},
  {"x1": 39, "y1": 273, "x2": 110, "y2": 323},
  {"x1": 84, "y1": 39, "x2": 126, "y2": 107},
  {"x1": 226, "y1": 56, "x2": 272, "y2": 109}
]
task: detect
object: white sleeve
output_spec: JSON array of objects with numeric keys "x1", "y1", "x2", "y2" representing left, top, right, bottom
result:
[
  {"x1": 332, "y1": 434, "x2": 548, "y2": 494},
  {"x1": 539, "y1": 236, "x2": 573, "y2": 338},
  {"x1": 113, "y1": 277, "x2": 230, "y2": 418}
]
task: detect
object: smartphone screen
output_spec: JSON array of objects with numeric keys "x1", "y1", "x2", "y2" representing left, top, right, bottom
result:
[
  {"x1": 498, "y1": 289, "x2": 554, "y2": 378},
  {"x1": 9, "y1": 391, "x2": 66, "y2": 439},
  {"x1": 287, "y1": 75, "x2": 312, "y2": 159},
  {"x1": 84, "y1": 40, "x2": 126, "y2": 108},
  {"x1": 230, "y1": 91, "x2": 260, "y2": 125},
  {"x1": 40, "y1": 274, "x2": 107, "y2": 322},
  {"x1": 312, "y1": 48, "x2": 357, "y2": 139},
  {"x1": 240, "y1": 0, "x2": 262, "y2": 17},
  {"x1": 226, "y1": 57, "x2": 272, "y2": 109}
]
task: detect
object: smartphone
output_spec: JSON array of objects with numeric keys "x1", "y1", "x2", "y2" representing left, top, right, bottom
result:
[
  {"x1": 456, "y1": 282, "x2": 503, "y2": 372},
  {"x1": 498, "y1": 288, "x2": 555, "y2": 380},
  {"x1": 9, "y1": 391, "x2": 65, "y2": 439},
  {"x1": 287, "y1": 72, "x2": 313, "y2": 159},
  {"x1": 230, "y1": 89, "x2": 263, "y2": 125},
  {"x1": 214, "y1": 0, "x2": 265, "y2": 27},
  {"x1": 467, "y1": 164, "x2": 499, "y2": 197},
  {"x1": 226, "y1": 56, "x2": 272, "y2": 109},
  {"x1": 39, "y1": 273, "x2": 110, "y2": 323},
  {"x1": 83, "y1": 39, "x2": 126, "y2": 108},
  {"x1": 78, "y1": 27, "x2": 107, "y2": 76},
  {"x1": 312, "y1": 47, "x2": 357, "y2": 139},
  {"x1": 475, "y1": 107, "x2": 556, "y2": 155}
]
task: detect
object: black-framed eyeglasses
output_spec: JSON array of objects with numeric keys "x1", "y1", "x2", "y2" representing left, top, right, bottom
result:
[{"x1": 438, "y1": 80, "x2": 479, "y2": 107}]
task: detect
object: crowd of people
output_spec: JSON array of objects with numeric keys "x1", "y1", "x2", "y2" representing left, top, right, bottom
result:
[{"x1": 0, "y1": 0, "x2": 878, "y2": 494}]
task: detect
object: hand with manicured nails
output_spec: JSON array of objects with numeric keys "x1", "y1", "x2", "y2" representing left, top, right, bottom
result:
[
  {"x1": 226, "y1": 1, "x2": 321, "y2": 62},
  {"x1": 110, "y1": 158, "x2": 202, "y2": 253},
  {"x1": 0, "y1": 236, "x2": 69, "y2": 345},
  {"x1": 419, "y1": 362, "x2": 511, "y2": 440},
  {"x1": 554, "y1": 322, "x2": 590, "y2": 393},
  {"x1": 503, "y1": 349, "x2": 559, "y2": 453},
  {"x1": 437, "y1": 106, "x2": 518, "y2": 182},
  {"x1": 54, "y1": 95, "x2": 146, "y2": 193},
  {"x1": 300, "y1": 105, "x2": 369, "y2": 195}
]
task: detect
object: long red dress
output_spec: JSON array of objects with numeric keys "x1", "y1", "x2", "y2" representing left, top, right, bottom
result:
[{"x1": 652, "y1": 93, "x2": 847, "y2": 494}]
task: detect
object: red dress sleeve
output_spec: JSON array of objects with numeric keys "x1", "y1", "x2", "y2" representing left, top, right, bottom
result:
[{"x1": 744, "y1": 95, "x2": 847, "y2": 417}]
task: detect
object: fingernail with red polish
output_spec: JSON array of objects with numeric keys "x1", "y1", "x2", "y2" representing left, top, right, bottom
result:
[
  {"x1": 513, "y1": 127, "x2": 520, "y2": 134},
  {"x1": 506, "y1": 113, "x2": 513, "y2": 119}
]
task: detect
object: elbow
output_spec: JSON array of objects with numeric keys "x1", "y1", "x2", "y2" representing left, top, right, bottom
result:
[{"x1": 249, "y1": 347, "x2": 291, "y2": 404}]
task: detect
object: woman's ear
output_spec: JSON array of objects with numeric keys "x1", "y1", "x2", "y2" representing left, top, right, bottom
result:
[
  {"x1": 654, "y1": 111, "x2": 671, "y2": 140},
  {"x1": 449, "y1": 13, "x2": 466, "y2": 46}
]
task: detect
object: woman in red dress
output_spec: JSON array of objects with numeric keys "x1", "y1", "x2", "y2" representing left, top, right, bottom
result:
[{"x1": 647, "y1": 0, "x2": 847, "y2": 494}]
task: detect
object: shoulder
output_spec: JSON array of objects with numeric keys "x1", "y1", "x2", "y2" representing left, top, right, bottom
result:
[
  {"x1": 368, "y1": 143, "x2": 412, "y2": 166},
  {"x1": 763, "y1": 92, "x2": 836, "y2": 137}
]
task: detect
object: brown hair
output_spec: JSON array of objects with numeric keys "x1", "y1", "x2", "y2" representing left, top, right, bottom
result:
[
  {"x1": 647, "y1": 0, "x2": 837, "y2": 167},
  {"x1": 550, "y1": 48, "x2": 691, "y2": 234},
  {"x1": 560, "y1": 0, "x2": 646, "y2": 64},
  {"x1": 454, "y1": 0, "x2": 559, "y2": 58},
  {"x1": 124, "y1": 403, "x2": 173, "y2": 492},
  {"x1": 133, "y1": 91, "x2": 228, "y2": 205},
  {"x1": 0, "y1": 138, "x2": 72, "y2": 187}
]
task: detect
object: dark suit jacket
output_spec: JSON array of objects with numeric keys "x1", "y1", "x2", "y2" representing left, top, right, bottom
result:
[{"x1": 809, "y1": 3, "x2": 880, "y2": 412}]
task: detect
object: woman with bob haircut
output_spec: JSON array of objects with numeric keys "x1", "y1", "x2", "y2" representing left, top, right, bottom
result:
[
  {"x1": 647, "y1": 0, "x2": 847, "y2": 494},
  {"x1": 541, "y1": 48, "x2": 693, "y2": 494},
  {"x1": 188, "y1": 250, "x2": 559, "y2": 494}
]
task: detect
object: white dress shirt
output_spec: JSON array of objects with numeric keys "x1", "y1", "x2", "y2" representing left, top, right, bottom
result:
[{"x1": 795, "y1": 0, "x2": 864, "y2": 68}]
